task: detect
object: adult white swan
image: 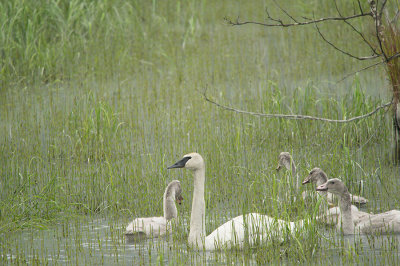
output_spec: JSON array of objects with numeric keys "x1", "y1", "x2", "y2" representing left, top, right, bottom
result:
[
  {"x1": 168, "y1": 152, "x2": 305, "y2": 250},
  {"x1": 125, "y1": 180, "x2": 183, "y2": 241},
  {"x1": 316, "y1": 178, "x2": 400, "y2": 235}
]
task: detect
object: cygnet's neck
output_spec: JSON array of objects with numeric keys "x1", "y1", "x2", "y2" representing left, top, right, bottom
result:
[
  {"x1": 314, "y1": 173, "x2": 329, "y2": 213},
  {"x1": 188, "y1": 167, "x2": 206, "y2": 248},
  {"x1": 315, "y1": 173, "x2": 328, "y2": 198},
  {"x1": 337, "y1": 189, "x2": 354, "y2": 234},
  {"x1": 163, "y1": 186, "x2": 178, "y2": 220}
]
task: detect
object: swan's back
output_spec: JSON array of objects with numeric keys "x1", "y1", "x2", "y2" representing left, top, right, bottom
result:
[
  {"x1": 357, "y1": 210, "x2": 400, "y2": 234},
  {"x1": 319, "y1": 205, "x2": 369, "y2": 226},
  {"x1": 125, "y1": 217, "x2": 169, "y2": 241},
  {"x1": 203, "y1": 213, "x2": 300, "y2": 250}
]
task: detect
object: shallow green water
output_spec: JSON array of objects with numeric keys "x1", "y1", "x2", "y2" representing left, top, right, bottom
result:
[
  {"x1": 1, "y1": 0, "x2": 400, "y2": 264},
  {"x1": 2, "y1": 214, "x2": 400, "y2": 265}
]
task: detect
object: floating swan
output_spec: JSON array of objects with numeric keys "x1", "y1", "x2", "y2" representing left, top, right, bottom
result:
[
  {"x1": 302, "y1": 168, "x2": 369, "y2": 225},
  {"x1": 168, "y1": 152, "x2": 305, "y2": 250},
  {"x1": 125, "y1": 180, "x2": 183, "y2": 241},
  {"x1": 316, "y1": 178, "x2": 400, "y2": 235}
]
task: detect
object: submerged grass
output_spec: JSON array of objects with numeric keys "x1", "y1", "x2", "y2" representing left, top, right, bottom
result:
[{"x1": 0, "y1": 0, "x2": 399, "y2": 264}]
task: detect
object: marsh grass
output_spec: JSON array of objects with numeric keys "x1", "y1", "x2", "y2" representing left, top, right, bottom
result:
[{"x1": 1, "y1": 0, "x2": 399, "y2": 264}]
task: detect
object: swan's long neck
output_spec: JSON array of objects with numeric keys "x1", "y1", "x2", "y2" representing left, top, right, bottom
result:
[
  {"x1": 315, "y1": 173, "x2": 329, "y2": 213},
  {"x1": 163, "y1": 186, "x2": 177, "y2": 220},
  {"x1": 316, "y1": 174, "x2": 328, "y2": 199},
  {"x1": 337, "y1": 189, "x2": 354, "y2": 234},
  {"x1": 189, "y1": 167, "x2": 206, "y2": 248}
]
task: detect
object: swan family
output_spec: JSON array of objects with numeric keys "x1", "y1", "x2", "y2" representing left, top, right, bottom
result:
[
  {"x1": 125, "y1": 151, "x2": 400, "y2": 250},
  {"x1": 167, "y1": 152, "x2": 306, "y2": 250}
]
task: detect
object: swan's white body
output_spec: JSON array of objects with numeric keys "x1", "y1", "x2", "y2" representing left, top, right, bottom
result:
[
  {"x1": 302, "y1": 168, "x2": 369, "y2": 226},
  {"x1": 317, "y1": 178, "x2": 400, "y2": 235},
  {"x1": 168, "y1": 153, "x2": 304, "y2": 250},
  {"x1": 202, "y1": 213, "x2": 304, "y2": 250},
  {"x1": 125, "y1": 217, "x2": 172, "y2": 239},
  {"x1": 125, "y1": 180, "x2": 183, "y2": 241}
]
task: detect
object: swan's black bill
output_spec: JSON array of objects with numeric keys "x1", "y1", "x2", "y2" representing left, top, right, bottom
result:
[{"x1": 167, "y1": 157, "x2": 191, "y2": 169}]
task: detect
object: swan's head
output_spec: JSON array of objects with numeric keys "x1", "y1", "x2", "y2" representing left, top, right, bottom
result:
[
  {"x1": 166, "y1": 180, "x2": 184, "y2": 205},
  {"x1": 167, "y1": 153, "x2": 204, "y2": 171},
  {"x1": 276, "y1": 152, "x2": 292, "y2": 171},
  {"x1": 316, "y1": 178, "x2": 348, "y2": 196},
  {"x1": 302, "y1": 167, "x2": 328, "y2": 185}
]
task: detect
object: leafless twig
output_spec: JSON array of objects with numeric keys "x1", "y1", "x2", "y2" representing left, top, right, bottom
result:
[
  {"x1": 342, "y1": 19, "x2": 379, "y2": 55},
  {"x1": 202, "y1": 89, "x2": 392, "y2": 123},
  {"x1": 272, "y1": 0, "x2": 299, "y2": 23},
  {"x1": 315, "y1": 22, "x2": 380, "y2": 60},
  {"x1": 224, "y1": 11, "x2": 371, "y2": 28},
  {"x1": 357, "y1": 0, "x2": 365, "y2": 15},
  {"x1": 391, "y1": 9, "x2": 400, "y2": 23},
  {"x1": 369, "y1": 0, "x2": 389, "y2": 61},
  {"x1": 337, "y1": 51, "x2": 400, "y2": 83},
  {"x1": 336, "y1": 61, "x2": 383, "y2": 83},
  {"x1": 379, "y1": 0, "x2": 388, "y2": 22}
]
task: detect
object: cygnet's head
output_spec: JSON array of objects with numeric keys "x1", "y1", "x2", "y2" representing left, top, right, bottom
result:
[
  {"x1": 302, "y1": 167, "x2": 328, "y2": 185},
  {"x1": 316, "y1": 178, "x2": 348, "y2": 197},
  {"x1": 167, "y1": 153, "x2": 204, "y2": 171},
  {"x1": 276, "y1": 152, "x2": 292, "y2": 171},
  {"x1": 166, "y1": 180, "x2": 184, "y2": 205}
]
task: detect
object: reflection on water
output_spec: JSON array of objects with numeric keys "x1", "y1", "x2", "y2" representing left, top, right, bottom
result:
[
  {"x1": 1, "y1": 216, "x2": 400, "y2": 264},
  {"x1": 1, "y1": 218, "x2": 183, "y2": 265}
]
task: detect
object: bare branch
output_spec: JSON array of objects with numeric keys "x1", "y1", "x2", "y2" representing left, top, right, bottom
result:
[
  {"x1": 264, "y1": 8, "x2": 285, "y2": 26},
  {"x1": 333, "y1": 0, "x2": 343, "y2": 17},
  {"x1": 334, "y1": 0, "x2": 377, "y2": 56},
  {"x1": 202, "y1": 90, "x2": 392, "y2": 123},
  {"x1": 391, "y1": 9, "x2": 400, "y2": 24},
  {"x1": 379, "y1": 0, "x2": 388, "y2": 21},
  {"x1": 369, "y1": 0, "x2": 389, "y2": 61},
  {"x1": 225, "y1": 12, "x2": 372, "y2": 28},
  {"x1": 336, "y1": 61, "x2": 383, "y2": 83},
  {"x1": 342, "y1": 20, "x2": 379, "y2": 55},
  {"x1": 386, "y1": 51, "x2": 400, "y2": 62},
  {"x1": 315, "y1": 23, "x2": 380, "y2": 60},
  {"x1": 357, "y1": 0, "x2": 364, "y2": 15},
  {"x1": 272, "y1": 0, "x2": 299, "y2": 23},
  {"x1": 336, "y1": 51, "x2": 400, "y2": 83}
]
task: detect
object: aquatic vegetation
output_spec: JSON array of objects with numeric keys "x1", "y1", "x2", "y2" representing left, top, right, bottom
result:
[{"x1": 0, "y1": 0, "x2": 399, "y2": 264}]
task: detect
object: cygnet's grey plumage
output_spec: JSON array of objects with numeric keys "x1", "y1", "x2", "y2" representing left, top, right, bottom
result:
[
  {"x1": 125, "y1": 180, "x2": 183, "y2": 241},
  {"x1": 302, "y1": 168, "x2": 369, "y2": 226},
  {"x1": 317, "y1": 178, "x2": 400, "y2": 235},
  {"x1": 303, "y1": 168, "x2": 368, "y2": 205},
  {"x1": 276, "y1": 152, "x2": 299, "y2": 192}
]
